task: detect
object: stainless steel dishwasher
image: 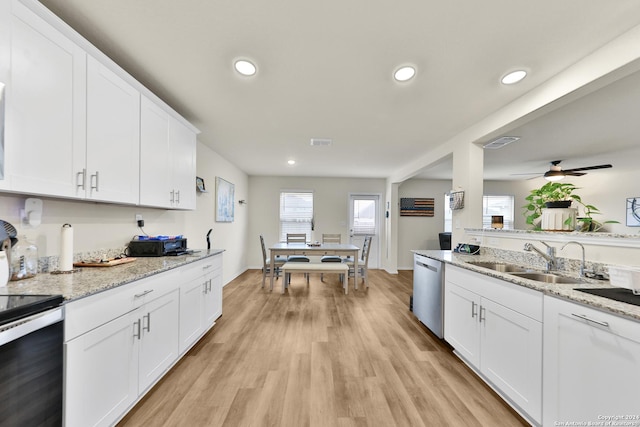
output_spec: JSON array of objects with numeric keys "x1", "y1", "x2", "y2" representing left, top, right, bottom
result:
[{"x1": 413, "y1": 254, "x2": 444, "y2": 338}]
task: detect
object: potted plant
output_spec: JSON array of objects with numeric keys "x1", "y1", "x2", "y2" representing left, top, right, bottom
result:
[
  {"x1": 576, "y1": 205, "x2": 619, "y2": 232},
  {"x1": 523, "y1": 182, "x2": 618, "y2": 231},
  {"x1": 523, "y1": 182, "x2": 583, "y2": 229}
]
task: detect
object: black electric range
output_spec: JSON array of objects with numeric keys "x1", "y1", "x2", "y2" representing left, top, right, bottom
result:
[{"x1": 0, "y1": 294, "x2": 64, "y2": 326}]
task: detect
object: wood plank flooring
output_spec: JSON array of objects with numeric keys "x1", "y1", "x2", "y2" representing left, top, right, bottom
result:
[{"x1": 118, "y1": 269, "x2": 528, "y2": 427}]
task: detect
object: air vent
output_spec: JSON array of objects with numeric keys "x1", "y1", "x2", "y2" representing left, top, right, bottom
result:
[
  {"x1": 310, "y1": 138, "x2": 332, "y2": 147},
  {"x1": 483, "y1": 136, "x2": 520, "y2": 149}
]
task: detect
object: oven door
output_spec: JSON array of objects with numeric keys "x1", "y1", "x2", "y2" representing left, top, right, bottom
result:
[{"x1": 0, "y1": 307, "x2": 64, "y2": 426}]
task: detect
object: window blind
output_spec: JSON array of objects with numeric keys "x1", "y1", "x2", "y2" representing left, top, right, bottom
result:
[
  {"x1": 280, "y1": 191, "x2": 314, "y2": 241},
  {"x1": 352, "y1": 199, "x2": 376, "y2": 235}
]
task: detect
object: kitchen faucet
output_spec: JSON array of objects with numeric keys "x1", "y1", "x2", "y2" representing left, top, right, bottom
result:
[
  {"x1": 523, "y1": 241, "x2": 557, "y2": 271},
  {"x1": 560, "y1": 241, "x2": 586, "y2": 277}
]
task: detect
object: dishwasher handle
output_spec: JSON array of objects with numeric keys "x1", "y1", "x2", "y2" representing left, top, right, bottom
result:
[{"x1": 416, "y1": 261, "x2": 438, "y2": 273}]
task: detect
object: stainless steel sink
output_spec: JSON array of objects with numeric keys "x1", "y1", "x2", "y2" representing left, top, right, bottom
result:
[
  {"x1": 468, "y1": 261, "x2": 529, "y2": 273},
  {"x1": 508, "y1": 272, "x2": 583, "y2": 284}
]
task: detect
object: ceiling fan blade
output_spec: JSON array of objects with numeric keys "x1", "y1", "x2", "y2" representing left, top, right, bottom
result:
[
  {"x1": 564, "y1": 171, "x2": 587, "y2": 176},
  {"x1": 562, "y1": 164, "x2": 612, "y2": 173}
]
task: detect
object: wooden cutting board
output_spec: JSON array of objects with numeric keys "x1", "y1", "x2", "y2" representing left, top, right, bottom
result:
[{"x1": 74, "y1": 257, "x2": 136, "y2": 267}]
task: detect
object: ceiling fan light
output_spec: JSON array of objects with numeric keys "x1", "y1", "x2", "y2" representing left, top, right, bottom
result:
[{"x1": 544, "y1": 170, "x2": 565, "y2": 181}]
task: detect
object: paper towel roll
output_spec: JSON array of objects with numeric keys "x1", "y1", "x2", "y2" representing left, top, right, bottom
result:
[{"x1": 60, "y1": 223, "x2": 74, "y2": 271}]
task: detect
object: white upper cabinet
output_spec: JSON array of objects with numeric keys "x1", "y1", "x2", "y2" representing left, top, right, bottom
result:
[
  {"x1": 140, "y1": 96, "x2": 172, "y2": 208},
  {"x1": 169, "y1": 116, "x2": 196, "y2": 210},
  {"x1": 86, "y1": 55, "x2": 140, "y2": 204},
  {"x1": 2, "y1": 0, "x2": 86, "y2": 198},
  {"x1": 140, "y1": 95, "x2": 196, "y2": 210},
  {"x1": 0, "y1": 0, "x2": 198, "y2": 208}
]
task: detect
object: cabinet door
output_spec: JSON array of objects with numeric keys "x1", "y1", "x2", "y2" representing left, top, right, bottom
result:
[
  {"x1": 5, "y1": 0, "x2": 86, "y2": 197},
  {"x1": 179, "y1": 275, "x2": 205, "y2": 354},
  {"x1": 65, "y1": 310, "x2": 139, "y2": 427},
  {"x1": 86, "y1": 55, "x2": 140, "y2": 204},
  {"x1": 480, "y1": 298, "x2": 542, "y2": 423},
  {"x1": 138, "y1": 289, "x2": 180, "y2": 392},
  {"x1": 169, "y1": 117, "x2": 196, "y2": 209},
  {"x1": 444, "y1": 281, "x2": 480, "y2": 367},
  {"x1": 204, "y1": 266, "x2": 223, "y2": 327},
  {"x1": 139, "y1": 95, "x2": 171, "y2": 208},
  {"x1": 543, "y1": 296, "x2": 640, "y2": 426}
]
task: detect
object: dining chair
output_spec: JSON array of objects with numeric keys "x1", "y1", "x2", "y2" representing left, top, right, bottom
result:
[
  {"x1": 345, "y1": 235, "x2": 373, "y2": 288},
  {"x1": 285, "y1": 233, "x2": 309, "y2": 282},
  {"x1": 320, "y1": 233, "x2": 342, "y2": 282},
  {"x1": 260, "y1": 235, "x2": 285, "y2": 288}
]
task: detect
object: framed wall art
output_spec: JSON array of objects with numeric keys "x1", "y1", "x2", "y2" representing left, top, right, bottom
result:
[
  {"x1": 626, "y1": 197, "x2": 640, "y2": 226},
  {"x1": 215, "y1": 177, "x2": 235, "y2": 222}
]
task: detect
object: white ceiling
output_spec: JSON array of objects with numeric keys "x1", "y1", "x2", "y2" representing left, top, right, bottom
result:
[{"x1": 40, "y1": 0, "x2": 640, "y2": 180}]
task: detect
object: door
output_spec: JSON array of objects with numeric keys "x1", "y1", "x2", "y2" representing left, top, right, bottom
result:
[{"x1": 348, "y1": 194, "x2": 380, "y2": 268}]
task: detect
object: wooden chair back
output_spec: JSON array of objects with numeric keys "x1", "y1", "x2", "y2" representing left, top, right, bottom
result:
[
  {"x1": 322, "y1": 233, "x2": 341, "y2": 244},
  {"x1": 286, "y1": 233, "x2": 307, "y2": 243}
]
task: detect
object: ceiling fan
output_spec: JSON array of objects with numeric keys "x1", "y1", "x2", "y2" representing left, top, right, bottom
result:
[{"x1": 541, "y1": 160, "x2": 612, "y2": 181}]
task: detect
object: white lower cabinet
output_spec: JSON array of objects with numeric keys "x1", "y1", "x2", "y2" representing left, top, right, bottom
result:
[
  {"x1": 444, "y1": 266, "x2": 542, "y2": 425},
  {"x1": 65, "y1": 289, "x2": 179, "y2": 427},
  {"x1": 543, "y1": 295, "x2": 640, "y2": 426},
  {"x1": 179, "y1": 257, "x2": 223, "y2": 354},
  {"x1": 64, "y1": 254, "x2": 223, "y2": 427}
]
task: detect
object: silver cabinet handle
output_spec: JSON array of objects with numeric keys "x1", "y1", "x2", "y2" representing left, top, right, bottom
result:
[
  {"x1": 208, "y1": 279, "x2": 212, "y2": 293},
  {"x1": 134, "y1": 289, "x2": 153, "y2": 299},
  {"x1": 203, "y1": 264, "x2": 213, "y2": 270},
  {"x1": 91, "y1": 171, "x2": 99, "y2": 191},
  {"x1": 143, "y1": 313, "x2": 151, "y2": 333},
  {"x1": 175, "y1": 190, "x2": 180, "y2": 204},
  {"x1": 202, "y1": 281, "x2": 208, "y2": 294},
  {"x1": 571, "y1": 313, "x2": 609, "y2": 328},
  {"x1": 77, "y1": 168, "x2": 86, "y2": 190},
  {"x1": 170, "y1": 190, "x2": 175, "y2": 204},
  {"x1": 133, "y1": 319, "x2": 141, "y2": 340},
  {"x1": 471, "y1": 301, "x2": 477, "y2": 318},
  {"x1": 479, "y1": 306, "x2": 486, "y2": 323}
]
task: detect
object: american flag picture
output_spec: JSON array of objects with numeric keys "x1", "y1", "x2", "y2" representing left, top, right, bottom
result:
[{"x1": 400, "y1": 198, "x2": 435, "y2": 217}]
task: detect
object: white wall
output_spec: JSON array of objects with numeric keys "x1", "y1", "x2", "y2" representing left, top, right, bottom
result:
[
  {"x1": 247, "y1": 176, "x2": 386, "y2": 269},
  {"x1": 0, "y1": 142, "x2": 248, "y2": 286},
  {"x1": 397, "y1": 179, "x2": 451, "y2": 269}
]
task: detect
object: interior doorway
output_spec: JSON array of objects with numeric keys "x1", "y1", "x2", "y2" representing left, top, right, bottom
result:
[{"x1": 348, "y1": 194, "x2": 380, "y2": 269}]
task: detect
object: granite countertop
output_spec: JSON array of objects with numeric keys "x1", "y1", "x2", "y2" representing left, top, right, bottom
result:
[
  {"x1": 413, "y1": 249, "x2": 640, "y2": 321},
  {"x1": 0, "y1": 249, "x2": 225, "y2": 302}
]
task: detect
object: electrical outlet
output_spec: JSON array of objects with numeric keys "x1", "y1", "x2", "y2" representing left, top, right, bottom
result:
[{"x1": 135, "y1": 214, "x2": 143, "y2": 222}]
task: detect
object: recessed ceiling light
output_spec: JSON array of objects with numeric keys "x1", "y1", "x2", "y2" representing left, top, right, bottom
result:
[
  {"x1": 501, "y1": 70, "x2": 527, "y2": 85},
  {"x1": 287, "y1": 160, "x2": 296, "y2": 165},
  {"x1": 234, "y1": 59, "x2": 256, "y2": 76},
  {"x1": 394, "y1": 65, "x2": 416, "y2": 82}
]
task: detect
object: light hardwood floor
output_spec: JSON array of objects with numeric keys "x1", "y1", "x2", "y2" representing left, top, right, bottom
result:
[{"x1": 118, "y1": 269, "x2": 528, "y2": 427}]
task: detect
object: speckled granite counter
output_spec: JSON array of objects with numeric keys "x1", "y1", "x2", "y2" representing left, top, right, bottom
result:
[
  {"x1": 0, "y1": 249, "x2": 224, "y2": 302},
  {"x1": 412, "y1": 249, "x2": 640, "y2": 321}
]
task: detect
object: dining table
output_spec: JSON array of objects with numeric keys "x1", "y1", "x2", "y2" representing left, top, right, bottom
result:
[{"x1": 269, "y1": 242, "x2": 360, "y2": 291}]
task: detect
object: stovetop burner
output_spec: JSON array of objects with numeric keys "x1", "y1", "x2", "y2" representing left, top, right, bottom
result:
[
  {"x1": 574, "y1": 288, "x2": 640, "y2": 307},
  {"x1": 0, "y1": 294, "x2": 64, "y2": 326}
]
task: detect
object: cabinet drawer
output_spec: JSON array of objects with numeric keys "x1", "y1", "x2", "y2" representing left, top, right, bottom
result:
[
  {"x1": 65, "y1": 268, "x2": 179, "y2": 341},
  {"x1": 180, "y1": 256, "x2": 221, "y2": 283}
]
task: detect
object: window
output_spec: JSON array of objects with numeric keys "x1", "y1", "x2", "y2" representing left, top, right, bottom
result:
[
  {"x1": 444, "y1": 194, "x2": 452, "y2": 232},
  {"x1": 351, "y1": 198, "x2": 377, "y2": 235},
  {"x1": 483, "y1": 195, "x2": 514, "y2": 229},
  {"x1": 442, "y1": 194, "x2": 514, "y2": 231},
  {"x1": 279, "y1": 191, "x2": 314, "y2": 242}
]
